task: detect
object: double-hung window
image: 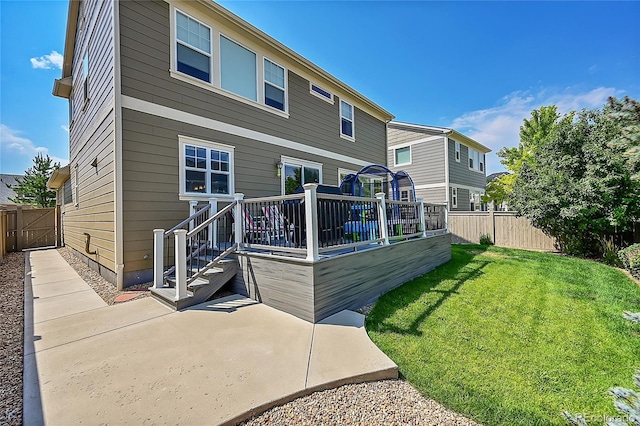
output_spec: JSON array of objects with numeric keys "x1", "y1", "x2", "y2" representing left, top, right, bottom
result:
[
  {"x1": 454, "y1": 141, "x2": 460, "y2": 162},
  {"x1": 181, "y1": 137, "x2": 234, "y2": 198},
  {"x1": 469, "y1": 148, "x2": 480, "y2": 171},
  {"x1": 176, "y1": 11, "x2": 212, "y2": 83},
  {"x1": 340, "y1": 100, "x2": 354, "y2": 139},
  {"x1": 264, "y1": 58, "x2": 285, "y2": 111}
]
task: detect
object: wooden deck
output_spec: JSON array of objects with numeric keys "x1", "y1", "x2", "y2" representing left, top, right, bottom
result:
[{"x1": 230, "y1": 233, "x2": 451, "y2": 322}]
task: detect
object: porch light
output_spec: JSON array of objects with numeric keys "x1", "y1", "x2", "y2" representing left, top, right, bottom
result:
[{"x1": 276, "y1": 160, "x2": 283, "y2": 177}]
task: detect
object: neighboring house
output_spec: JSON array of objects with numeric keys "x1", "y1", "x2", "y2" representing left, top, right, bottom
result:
[
  {"x1": 486, "y1": 172, "x2": 510, "y2": 211},
  {"x1": 0, "y1": 174, "x2": 22, "y2": 208},
  {"x1": 387, "y1": 122, "x2": 491, "y2": 211},
  {"x1": 49, "y1": 0, "x2": 393, "y2": 289}
]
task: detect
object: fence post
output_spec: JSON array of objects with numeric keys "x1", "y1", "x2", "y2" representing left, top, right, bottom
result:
[
  {"x1": 417, "y1": 198, "x2": 427, "y2": 238},
  {"x1": 444, "y1": 205, "x2": 449, "y2": 232},
  {"x1": 0, "y1": 211, "x2": 6, "y2": 261},
  {"x1": 375, "y1": 192, "x2": 389, "y2": 245},
  {"x1": 304, "y1": 184, "x2": 319, "y2": 261},
  {"x1": 16, "y1": 205, "x2": 23, "y2": 251},
  {"x1": 490, "y1": 209, "x2": 496, "y2": 244},
  {"x1": 153, "y1": 229, "x2": 164, "y2": 289},
  {"x1": 209, "y1": 198, "x2": 218, "y2": 249},
  {"x1": 174, "y1": 229, "x2": 188, "y2": 301},
  {"x1": 55, "y1": 205, "x2": 62, "y2": 247},
  {"x1": 233, "y1": 193, "x2": 244, "y2": 249}
]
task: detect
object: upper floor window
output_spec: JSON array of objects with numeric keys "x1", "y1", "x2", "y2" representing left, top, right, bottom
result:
[
  {"x1": 340, "y1": 100, "x2": 354, "y2": 139},
  {"x1": 82, "y1": 52, "x2": 89, "y2": 104},
  {"x1": 454, "y1": 141, "x2": 460, "y2": 162},
  {"x1": 480, "y1": 154, "x2": 485, "y2": 172},
  {"x1": 180, "y1": 136, "x2": 234, "y2": 198},
  {"x1": 264, "y1": 58, "x2": 285, "y2": 111},
  {"x1": 176, "y1": 11, "x2": 211, "y2": 83},
  {"x1": 310, "y1": 83, "x2": 333, "y2": 103},
  {"x1": 469, "y1": 148, "x2": 481, "y2": 172},
  {"x1": 394, "y1": 146, "x2": 411, "y2": 166},
  {"x1": 220, "y1": 35, "x2": 257, "y2": 101}
]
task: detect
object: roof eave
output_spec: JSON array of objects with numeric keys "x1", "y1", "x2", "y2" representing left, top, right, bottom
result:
[
  {"x1": 47, "y1": 165, "x2": 70, "y2": 189},
  {"x1": 390, "y1": 121, "x2": 491, "y2": 153}
]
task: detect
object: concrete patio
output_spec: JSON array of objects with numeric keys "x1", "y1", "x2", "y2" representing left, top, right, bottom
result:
[{"x1": 23, "y1": 249, "x2": 397, "y2": 425}]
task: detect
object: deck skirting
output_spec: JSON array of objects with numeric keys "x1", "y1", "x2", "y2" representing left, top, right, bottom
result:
[{"x1": 231, "y1": 233, "x2": 451, "y2": 322}]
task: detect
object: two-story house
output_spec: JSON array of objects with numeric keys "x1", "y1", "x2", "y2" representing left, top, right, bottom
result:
[
  {"x1": 387, "y1": 121, "x2": 491, "y2": 211},
  {"x1": 50, "y1": 0, "x2": 393, "y2": 290}
]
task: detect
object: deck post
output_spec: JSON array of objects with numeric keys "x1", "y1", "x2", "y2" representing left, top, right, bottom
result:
[
  {"x1": 233, "y1": 193, "x2": 244, "y2": 249},
  {"x1": 375, "y1": 192, "x2": 389, "y2": 245},
  {"x1": 304, "y1": 184, "x2": 319, "y2": 261},
  {"x1": 418, "y1": 198, "x2": 427, "y2": 238},
  {"x1": 153, "y1": 229, "x2": 164, "y2": 289},
  {"x1": 209, "y1": 198, "x2": 218, "y2": 249},
  {"x1": 444, "y1": 204, "x2": 449, "y2": 232},
  {"x1": 174, "y1": 229, "x2": 188, "y2": 301},
  {"x1": 188, "y1": 201, "x2": 198, "y2": 232}
]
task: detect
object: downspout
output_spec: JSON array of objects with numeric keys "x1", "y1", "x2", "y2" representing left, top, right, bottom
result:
[
  {"x1": 113, "y1": 0, "x2": 125, "y2": 290},
  {"x1": 443, "y1": 131, "x2": 451, "y2": 209}
]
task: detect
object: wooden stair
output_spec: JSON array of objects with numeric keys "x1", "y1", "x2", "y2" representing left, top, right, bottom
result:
[{"x1": 150, "y1": 258, "x2": 237, "y2": 310}]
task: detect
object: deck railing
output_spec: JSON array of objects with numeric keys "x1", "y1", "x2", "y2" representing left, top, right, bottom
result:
[{"x1": 153, "y1": 184, "x2": 449, "y2": 298}]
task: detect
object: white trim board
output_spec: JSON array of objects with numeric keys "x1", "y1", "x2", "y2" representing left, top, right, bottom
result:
[
  {"x1": 449, "y1": 183, "x2": 486, "y2": 192},
  {"x1": 121, "y1": 95, "x2": 372, "y2": 167},
  {"x1": 387, "y1": 135, "x2": 443, "y2": 150},
  {"x1": 415, "y1": 183, "x2": 447, "y2": 190}
]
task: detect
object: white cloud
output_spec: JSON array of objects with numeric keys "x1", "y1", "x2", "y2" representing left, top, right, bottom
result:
[
  {"x1": 61, "y1": 125, "x2": 69, "y2": 133},
  {"x1": 448, "y1": 86, "x2": 622, "y2": 174},
  {"x1": 1, "y1": 124, "x2": 68, "y2": 167},
  {"x1": 30, "y1": 51, "x2": 63, "y2": 70}
]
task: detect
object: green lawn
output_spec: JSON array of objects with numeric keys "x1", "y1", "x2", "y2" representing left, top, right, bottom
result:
[{"x1": 366, "y1": 245, "x2": 640, "y2": 426}]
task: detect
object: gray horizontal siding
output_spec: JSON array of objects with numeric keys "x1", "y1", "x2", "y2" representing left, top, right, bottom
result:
[
  {"x1": 416, "y1": 187, "x2": 446, "y2": 205},
  {"x1": 387, "y1": 125, "x2": 442, "y2": 147},
  {"x1": 118, "y1": 0, "x2": 386, "y2": 167},
  {"x1": 387, "y1": 137, "x2": 445, "y2": 186},
  {"x1": 448, "y1": 139, "x2": 486, "y2": 190}
]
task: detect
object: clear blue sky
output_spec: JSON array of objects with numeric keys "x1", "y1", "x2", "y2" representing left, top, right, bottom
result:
[{"x1": 1, "y1": 1, "x2": 639, "y2": 176}]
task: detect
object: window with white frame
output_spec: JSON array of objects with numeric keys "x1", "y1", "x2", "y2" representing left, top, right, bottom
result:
[
  {"x1": 282, "y1": 157, "x2": 322, "y2": 195},
  {"x1": 469, "y1": 148, "x2": 481, "y2": 171},
  {"x1": 82, "y1": 52, "x2": 89, "y2": 104},
  {"x1": 480, "y1": 154, "x2": 485, "y2": 172},
  {"x1": 172, "y1": 8, "x2": 289, "y2": 115},
  {"x1": 310, "y1": 83, "x2": 333, "y2": 103},
  {"x1": 454, "y1": 141, "x2": 460, "y2": 162},
  {"x1": 400, "y1": 190, "x2": 409, "y2": 202},
  {"x1": 264, "y1": 58, "x2": 285, "y2": 111},
  {"x1": 394, "y1": 146, "x2": 411, "y2": 166},
  {"x1": 451, "y1": 187, "x2": 458, "y2": 208},
  {"x1": 176, "y1": 11, "x2": 212, "y2": 83},
  {"x1": 470, "y1": 190, "x2": 482, "y2": 211},
  {"x1": 181, "y1": 137, "x2": 234, "y2": 197},
  {"x1": 220, "y1": 35, "x2": 257, "y2": 101},
  {"x1": 340, "y1": 100, "x2": 354, "y2": 139}
]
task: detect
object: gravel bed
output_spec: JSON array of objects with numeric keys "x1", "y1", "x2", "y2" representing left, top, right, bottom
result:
[
  {"x1": 57, "y1": 247, "x2": 152, "y2": 305},
  {"x1": 241, "y1": 379, "x2": 480, "y2": 426},
  {"x1": 0, "y1": 252, "x2": 24, "y2": 426}
]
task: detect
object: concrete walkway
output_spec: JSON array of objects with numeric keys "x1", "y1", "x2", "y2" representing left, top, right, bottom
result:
[{"x1": 23, "y1": 249, "x2": 397, "y2": 425}]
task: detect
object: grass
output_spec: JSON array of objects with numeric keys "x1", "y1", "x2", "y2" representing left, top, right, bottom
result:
[{"x1": 366, "y1": 245, "x2": 640, "y2": 426}]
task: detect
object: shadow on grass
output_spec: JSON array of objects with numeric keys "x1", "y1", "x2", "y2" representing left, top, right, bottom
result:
[{"x1": 367, "y1": 245, "x2": 493, "y2": 336}]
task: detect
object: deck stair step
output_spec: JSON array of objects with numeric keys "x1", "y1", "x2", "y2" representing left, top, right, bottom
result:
[{"x1": 151, "y1": 259, "x2": 237, "y2": 310}]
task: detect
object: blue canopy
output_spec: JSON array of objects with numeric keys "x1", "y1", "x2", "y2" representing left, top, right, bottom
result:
[{"x1": 339, "y1": 164, "x2": 416, "y2": 201}]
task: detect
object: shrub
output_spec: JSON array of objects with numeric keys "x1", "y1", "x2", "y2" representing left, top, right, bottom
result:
[
  {"x1": 600, "y1": 237, "x2": 622, "y2": 267},
  {"x1": 479, "y1": 233, "x2": 493, "y2": 246},
  {"x1": 619, "y1": 244, "x2": 640, "y2": 280}
]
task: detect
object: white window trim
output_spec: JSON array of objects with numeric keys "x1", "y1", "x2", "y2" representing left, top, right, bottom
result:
[
  {"x1": 263, "y1": 56, "x2": 288, "y2": 113},
  {"x1": 170, "y1": 6, "x2": 289, "y2": 119},
  {"x1": 338, "y1": 168, "x2": 358, "y2": 185},
  {"x1": 468, "y1": 147, "x2": 484, "y2": 173},
  {"x1": 310, "y1": 82, "x2": 334, "y2": 104},
  {"x1": 280, "y1": 155, "x2": 323, "y2": 195},
  {"x1": 394, "y1": 146, "x2": 412, "y2": 166},
  {"x1": 451, "y1": 187, "x2": 458, "y2": 208},
  {"x1": 454, "y1": 141, "x2": 460, "y2": 162},
  {"x1": 178, "y1": 135, "x2": 235, "y2": 201},
  {"x1": 339, "y1": 99, "x2": 355, "y2": 141}
]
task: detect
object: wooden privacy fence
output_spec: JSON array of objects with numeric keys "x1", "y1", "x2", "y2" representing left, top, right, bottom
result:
[
  {"x1": 448, "y1": 211, "x2": 556, "y2": 251},
  {"x1": 3, "y1": 206, "x2": 61, "y2": 254}
]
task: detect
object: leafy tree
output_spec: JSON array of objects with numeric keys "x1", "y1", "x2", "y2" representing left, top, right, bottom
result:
[
  {"x1": 496, "y1": 106, "x2": 563, "y2": 197},
  {"x1": 8, "y1": 153, "x2": 59, "y2": 207},
  {"x1": 607, "y1": 96, "x2": 640, "y2": 180},
  {"x1": 483, "y1": 173, "x2": 510, "y2": 208},
  {"x1": 509, "y1": 106, "x2": 640, "y2": 256}
]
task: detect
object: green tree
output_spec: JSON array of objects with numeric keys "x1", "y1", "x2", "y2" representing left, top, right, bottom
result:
[
  {"x1": 482, "y1": 173, "x2": 510, "y2": 208},
  {"x1": 509, "y1": 106, "x2": 640, "y2": 256},
  {"x1": 8, "y1": 154, "x2": 59, "y2": 207},
  {"x1": 607, "y1": 96, "x2": 640, "y2": 180},
  {"x1": 496, "y1": 106, "x2": 563, "y2": 196}
]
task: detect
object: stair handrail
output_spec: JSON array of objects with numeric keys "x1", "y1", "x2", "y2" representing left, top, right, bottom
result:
[
  {"x1": 164, "y1": 204, "x2": 211, "y2": 236},
  {"x1": 187, "y1": 201, "x2": 237, "y2": 238}
]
